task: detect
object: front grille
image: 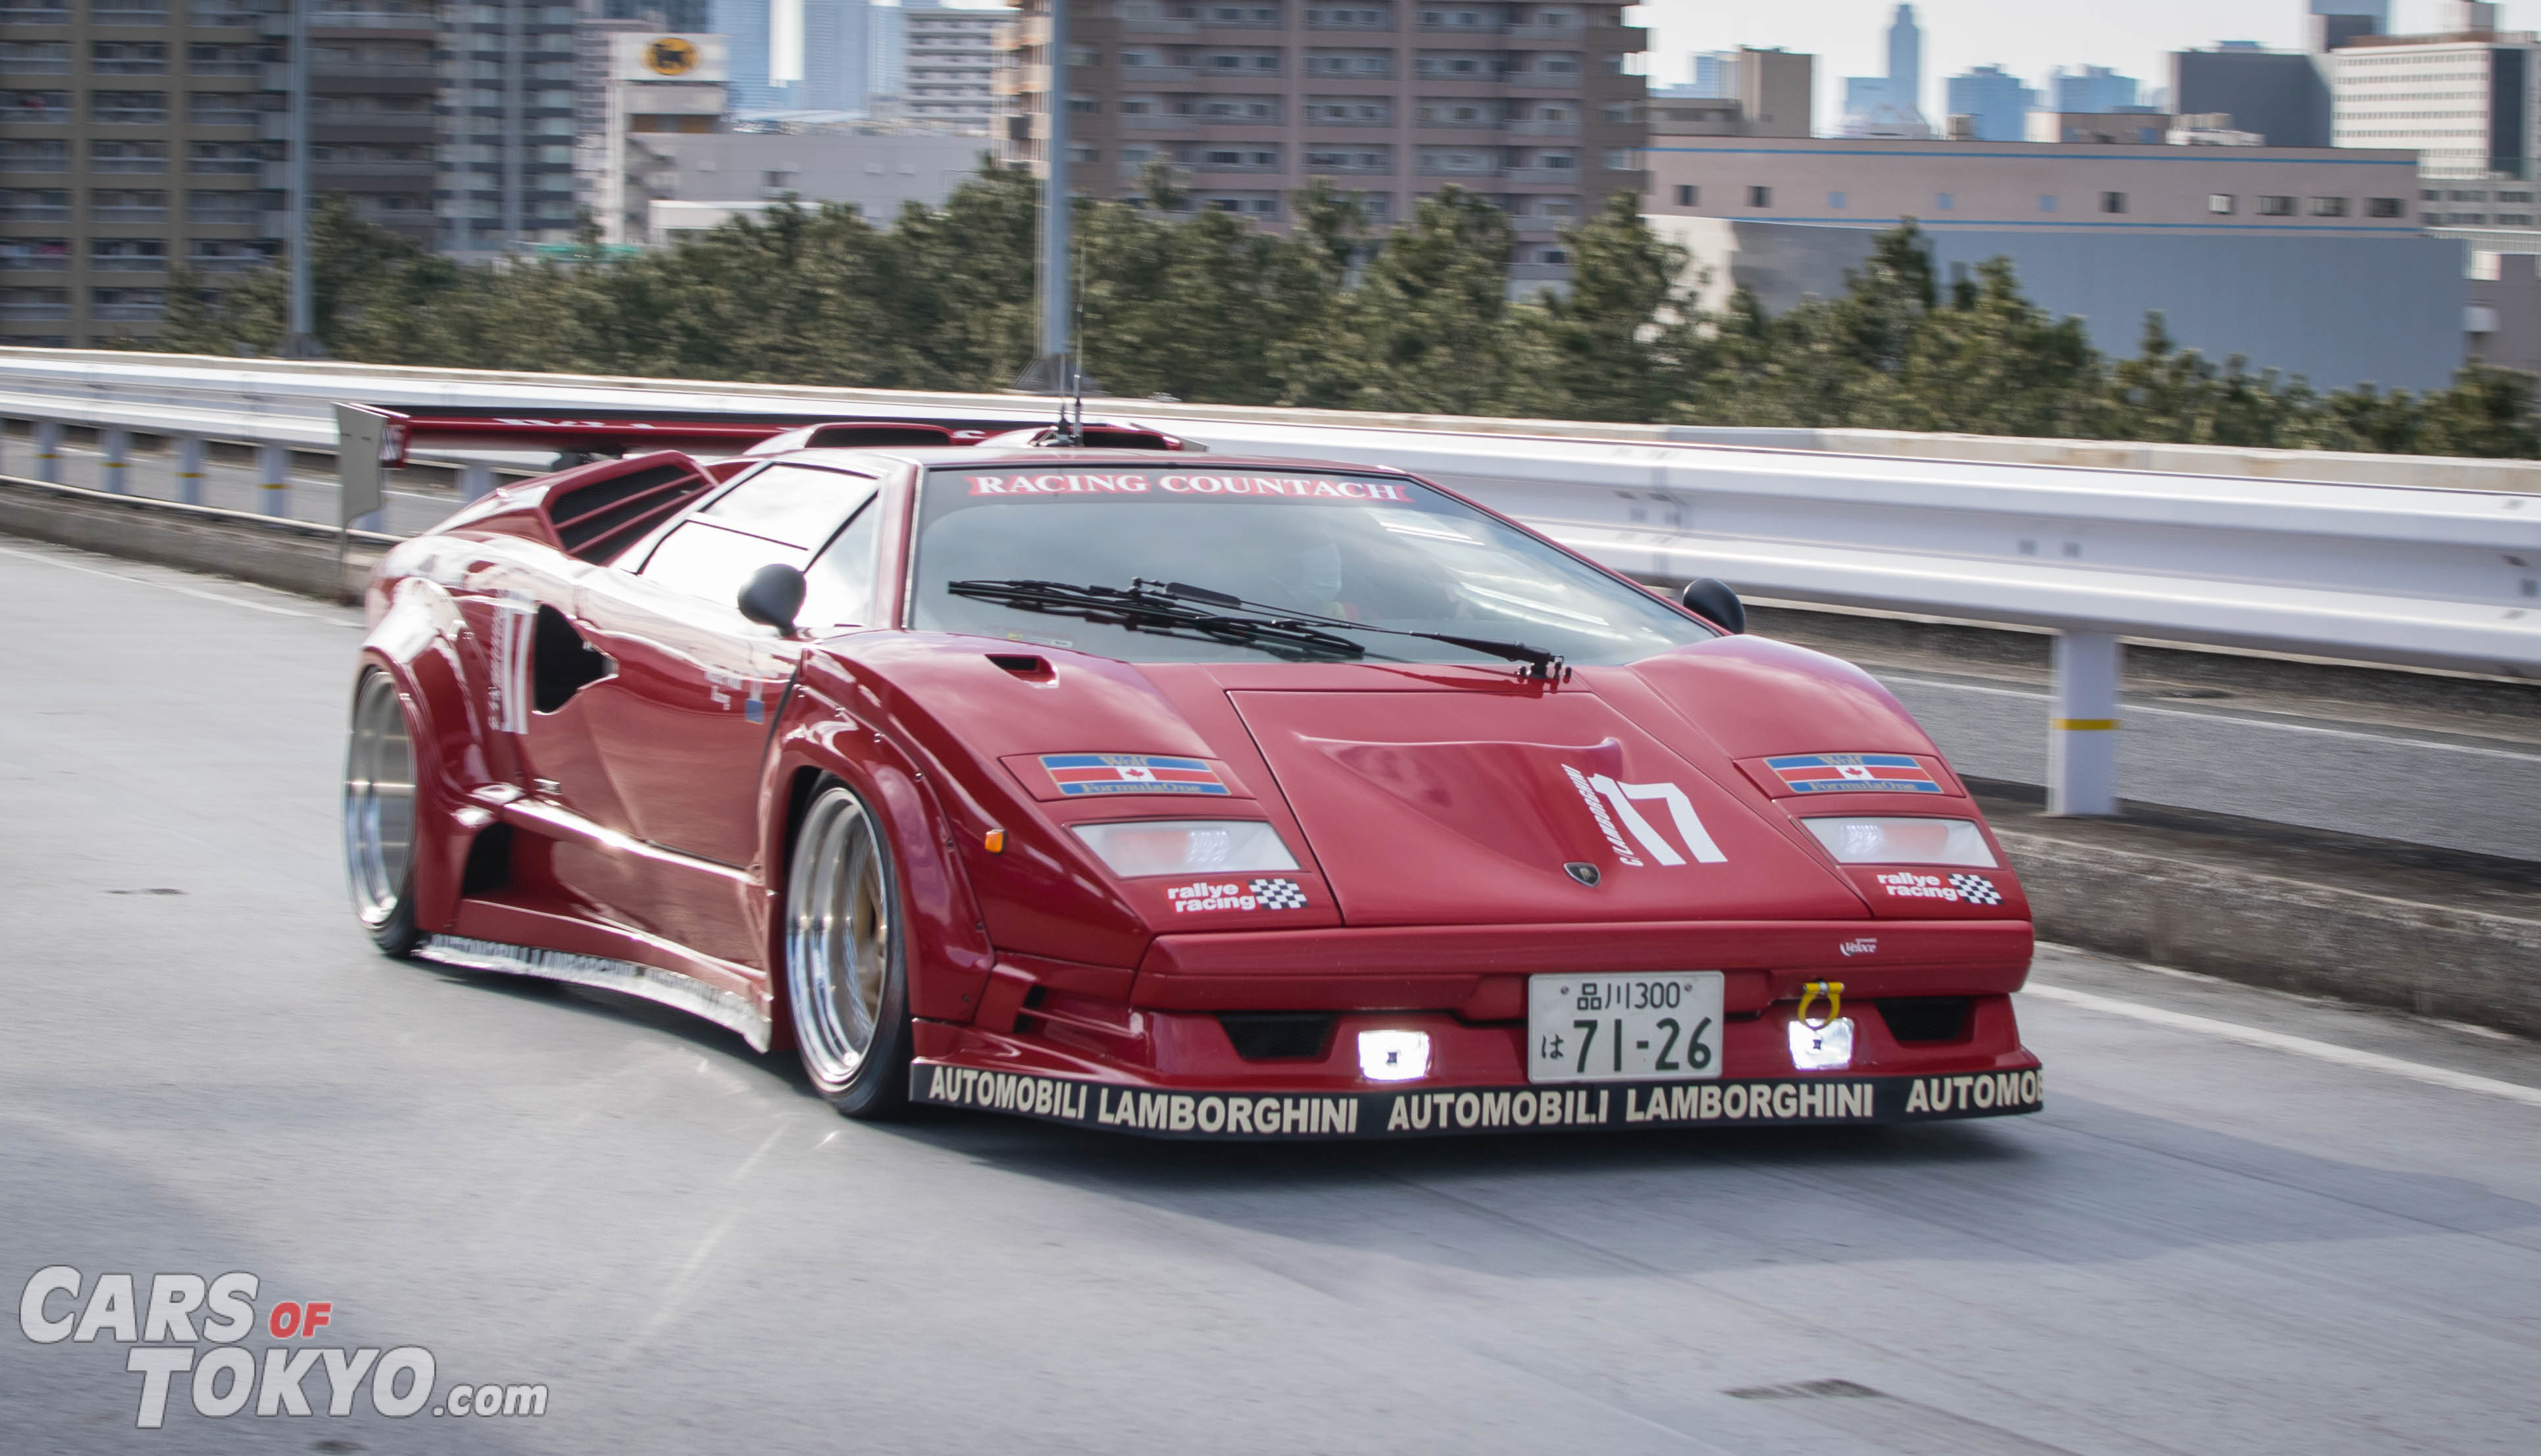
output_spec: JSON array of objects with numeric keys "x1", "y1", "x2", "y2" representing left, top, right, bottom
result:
[{"x1": 1217, "y1": 1012, "x2": 1335, "y2": 1061}]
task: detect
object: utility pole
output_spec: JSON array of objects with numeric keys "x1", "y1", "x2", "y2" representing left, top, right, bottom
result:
[
  {"x1": 280, "y1": 0, "x2": 324, "y2": 358},
  {"x1": 1014, "y1": 0, "x2": 1077, "y2": 393}
]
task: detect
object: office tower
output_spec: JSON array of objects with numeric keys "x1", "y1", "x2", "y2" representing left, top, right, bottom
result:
[
  {"x1": 1001, "y1": 0, "x2": 1648, "y2": 265},
  {"x1": 717, "y1": 0, "x2": 784, "y2": 109},
  {"x1": 2171, "y1": 41, "x2": 2331, "y2": 147},
  {"x1": 2331, "y1": 22, "x2": 2536, "y2": 180},
  {"x1": 1688, "y1": 51, "x2": 1728, "y2": 99},
  {"x1": 1944, "y1": 64, "x2": 2032, "y2": 143},
  {"x1": 1840, "y1": 3, "x2": 1930, "y2": 138},
  {"x1": 2047, "y1": 64, "x2": 2140, "y2": 114},
  {"x1": 441, "y1": 0, "x2": 585, "y2": 257},
  {"x1": 0, "y1": 0, "x2": 434, "y2": 348},
  {"x1": 799, "y1": 0, "x2": 871, "y2": 112},
  {"x1": 870, "y1": 0, "x2": 995, "y2": 134}
]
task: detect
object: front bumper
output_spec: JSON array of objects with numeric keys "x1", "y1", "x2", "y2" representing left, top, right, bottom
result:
[{"x1": 910, "y1": 1061, "x2": 2043, "y2": 1139}]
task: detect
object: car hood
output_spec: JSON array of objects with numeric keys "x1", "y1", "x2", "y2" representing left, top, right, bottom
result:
[{"x1": 843, "y1": 632, "x2": 1991, "y2": 939}]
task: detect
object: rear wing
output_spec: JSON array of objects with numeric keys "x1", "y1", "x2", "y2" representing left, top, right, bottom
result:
[{"x1": 346, "y1": 405, "x2": 1201, "y2": 465}]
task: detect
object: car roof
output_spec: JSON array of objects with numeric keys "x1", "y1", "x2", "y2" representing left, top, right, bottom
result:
[{"x1": 761, "y1": 445, "x2": 1420, "y2": 476}]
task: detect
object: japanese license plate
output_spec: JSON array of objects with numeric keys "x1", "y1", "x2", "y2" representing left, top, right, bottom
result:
[{"x1": 1527, "y1": 972, "x2": 1724, "y2": 1084}]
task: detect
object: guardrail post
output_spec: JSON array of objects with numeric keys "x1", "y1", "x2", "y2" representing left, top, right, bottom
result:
[
  {"x1": 174, "y1": 435, "x2": 207, "y2": 507},
  {"x1": 100, "y1": 428, "x2": 130, "y2": 493},
  {"x1": 256, "y1": 443, "x2": 289, "y2": 516},
  {"x1": 459, "y1": 461, "x2": 497, "y2": 503},
  {"x1": 2048, "y1": 632, "x2": 2123, "y2": 816},
  {"x1": 34, "y1": 420, "x2": 63, "y2": 483}
]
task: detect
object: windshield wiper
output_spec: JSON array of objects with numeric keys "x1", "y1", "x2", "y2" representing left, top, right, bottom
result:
[
  {"x1": 1136, "y1": 579, "x2": 1569, "y2": 681},
  {"x1": 946, "y1": 579, "x2": 1367, "y2": 662}
]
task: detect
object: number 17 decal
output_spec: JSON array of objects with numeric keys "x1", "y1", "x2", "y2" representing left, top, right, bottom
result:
[{"x1": 1563, "y1": 765, "x2": 1729, "y2": 867}]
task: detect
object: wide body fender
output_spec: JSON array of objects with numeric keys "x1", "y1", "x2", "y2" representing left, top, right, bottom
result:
[{"x1": 356, "y1": 574, "x2": 490, "y2": 936}]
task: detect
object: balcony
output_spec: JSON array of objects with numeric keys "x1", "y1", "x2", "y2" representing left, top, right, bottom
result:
[
  {"x1": 0, "y1": 199, "x2": 72, "y2": 221},
  {"x1": 1502, "y1": 22, "x2": 1579, "y2": 40},
  {"x1": 1114, "y1": 16, "x2": 1199, "y2": 32},
  {"x1": 88, "y1": 1, "x2": 171, "y2": 22},
  {"x1": 1120, "y1": 63, "x2": 1198, "y2": 83},
  {"x1": 91, "y1": 104, "x2": 170, "y2": 126},
  {"x1": 0, "y1": 302, "x2": 72, "y2": 320},
  {"x1": 1503, "y1": 69, "x2": 1581, "y2": 89},
  {"x1": 1119, "y1": 113, "x2": 1193, "y2": 130},
  {"x1": 91, "y1": 303, "x2": 164, "y2": 321},
  {"x1": 1504, "y1": 118, "x2": 1575, "y2": 136},
  {"x1": 1501, "y1": 166, "x2": 1577, "y2": 184},
  {"x1": 0, "y1": 3, "x2": 72, "y2": 20},
  {"x1": 305, "y1": 5, "x2": 438, "y2": 29},
  {"x1": 1, "y1": 55, "x2": 72, "y2": 76},
  {"x1": 189, "y1": 1, "x2": 272, "y2": 26},
  {"x1": 92, "y1": 157, "x2": 169, "y2": 173},
  {"x1": 184, "y1": 253, "x2": 272, "y2": 272},
  {"x1": 1415, "y1": 161, "x2": 1502, "y2": 178},
  {"x1": 91, "y1": 204, "x2": 168, "y2": 221},
  {"x1": 1192, "y1": 158, "x2": 1282, "y2": 174},
  {"x1": 90, "y1": 255, "x2": 166, "y2": 271},
  {"x1": 8, "y1": 100, "x2": 72, "y2": 124},
  {"x1": 0, "y1": 251, "x2": 70, "y2": 270}
]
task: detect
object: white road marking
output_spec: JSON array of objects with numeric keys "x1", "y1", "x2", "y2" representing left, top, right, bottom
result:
[
  {"x1": 0, "y1": 541, "x2": 329, "y2": 620},
  {"x1": 2024, "y1": 982, "x2": 2541, "y2": 1108},
  {"x1": 1882, "y1": 672, "x2": 2541, "y2": 762}
]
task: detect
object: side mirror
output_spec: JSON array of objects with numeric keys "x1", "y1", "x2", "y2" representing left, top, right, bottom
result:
[
  {"x1": 738, "y1": 563, "x2": 807, "y2": 637},
  {"x1": 1680, "y1": 578, "x2": 1746, "y2": 634}
]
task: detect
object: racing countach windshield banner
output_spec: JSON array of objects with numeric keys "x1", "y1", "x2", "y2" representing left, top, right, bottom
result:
[{"x1": 911, "y1": 1064, "x2": 2044, "y2": 1140}]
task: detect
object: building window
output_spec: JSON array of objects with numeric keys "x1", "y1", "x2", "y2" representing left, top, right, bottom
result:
[
  {"x1": 2366, "y1": 197, "x2": 2405, "y2": 218},
  {"x1": 2309, "y1": 196, "x2": 2350, "y2": 217},
  {"x1": 1673, "y1": 184, "x2": 1696, "y2": 207},
  {"x1": 2099, "y1": 191, "x2": 2126, "y2": 214},
  {"x1": 1746, "y1": 184, "x2": 1771, "y2": 207},
  {"x1": 2257, "y1": 195, "x2": 2294, "y2": 216},
  {"x1": 1935, "y1": 192, "x2": 1954, "y2": 211},
  {"x1": 2038, "y1": 195, "x2": 2057, "y2": 213},
  {"x1": 1828, "y1": 191, "x2": 1846, "y2": 209},
  {"x1": 2208, "y1": 193, "x2": 2235, "y2": 214}
]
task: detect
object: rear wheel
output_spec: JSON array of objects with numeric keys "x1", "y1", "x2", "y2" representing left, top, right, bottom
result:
[
  {"x1": 343, "y1": 668, "x2": 422, "y2": 957},
  {"x1": 785, "y1": 781, "x2": 913, "y2": 1118}
]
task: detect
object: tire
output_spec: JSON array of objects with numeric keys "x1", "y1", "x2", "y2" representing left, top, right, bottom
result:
[
  {"x1": 784, "y1": 780, "x2": 915, "y2": 1118},
  {"x1": 343, "y1": 668, "x2": 424, "y2": 958}
]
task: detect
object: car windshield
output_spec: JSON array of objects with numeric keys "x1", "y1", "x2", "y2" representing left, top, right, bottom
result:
[{"x1": 911, "y1": 464, "x2": 1716, "y2": 667}]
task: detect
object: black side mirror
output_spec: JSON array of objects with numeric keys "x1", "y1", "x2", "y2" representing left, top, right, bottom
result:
[
  {"x1": 738, "y1": 563, "x2": 807, "y2": 637},
  {"x1": 1681, "y1": 578, "x2": 1746, "y2": 634}
]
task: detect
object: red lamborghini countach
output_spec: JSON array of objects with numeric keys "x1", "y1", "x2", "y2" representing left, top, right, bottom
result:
[{"x1": 345, "y1": 415, "x2": 2042, "y2": 1140}]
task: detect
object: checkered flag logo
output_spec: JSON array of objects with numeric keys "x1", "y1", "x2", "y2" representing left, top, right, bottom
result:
[
  {"x1": 1249, "y1": 878, "x2": 1308, "y2": 911},
  {"x1": 1949, "y1": 874, "x2": 2002, "y2": 907}
]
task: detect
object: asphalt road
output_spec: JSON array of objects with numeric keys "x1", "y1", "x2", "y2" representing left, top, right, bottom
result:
[{"x1": 3, "y1": 540, "x2": 2538, "y2": 1455}]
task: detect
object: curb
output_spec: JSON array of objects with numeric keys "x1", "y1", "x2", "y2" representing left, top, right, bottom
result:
[{"x1": 0, "y1": 474, "x2": 395, "y2": 603}]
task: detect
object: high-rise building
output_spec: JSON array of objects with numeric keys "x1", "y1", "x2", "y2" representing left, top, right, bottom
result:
[
  {"x1": 440, "y1": 0, "x2": 586, "y2": 257},
  {"x1": 717, "y1": 0, "x2": 782, "y2": 109},
  {"x1": 2171, "y1": 42, "x2": 2331, "y2": 148},
  {"x1": 1840, "y1": 3, "x2": 1929, "y2": 138},
  {"x1": 1649, "y1": 48, "x2": 1810, "y2": 137},
  {"x1": 870, "y1": 0, "x2": 997, "y2": 133},
  {"x1": 0, "y1": 0, "x2": 436, "y2": 348},
  {"x1": 2047, "y1": 64, "x2": 2140, "y2": 114},
  {"x1": 868, "y1": 0, "x2": 906, "y2": 97},
  {"x1": 1944, "y1": 64, "x2": 2032, "y2": 142},
  {"x1": 1003, "y1": 0, "x2": 1647, "y2": 277},
  {"x1": 799, "y1": 0, "x2": 872, "y2": 112},
  {"x1": 1687, "y1": 51, "x2": 1728, "y2": 99},
  {"x1": 2331, "y1": 20, "x2": 2536, "y2": 180}
]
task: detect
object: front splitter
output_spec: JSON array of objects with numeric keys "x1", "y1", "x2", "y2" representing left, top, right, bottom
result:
[{"x1": 911, "y1": 1061, "x2": 2043, "y2": 1140}]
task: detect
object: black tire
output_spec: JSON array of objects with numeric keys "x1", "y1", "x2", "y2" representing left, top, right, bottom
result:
[
  {"x1": 344, "y1": 668, "x2": 424, "y2": 959},
  {"x1": 783, "y1": 779, "x2": 915, "y2": 1118}
]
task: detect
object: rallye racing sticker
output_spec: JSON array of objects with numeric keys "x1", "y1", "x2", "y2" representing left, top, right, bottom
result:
[
  {"x1": 1040, "y1": 752, "x2": 1230, "y2": 796},
  {"x1": 1163, "y1": 878, "x2": 1308, "y2": 914},
  {"x1": 1874, "y1": 870, "x2": 2002, "y2": 905},
  {"x1": 1562, "y1": 766, "x2": 1728, "y2": 868},
  {"x1": 1765, "y1": 753, "x2": 1944, "y2": 795},
  {"x1": 911, "y1": 1065, "x2": 2041, "y2": 1138}
]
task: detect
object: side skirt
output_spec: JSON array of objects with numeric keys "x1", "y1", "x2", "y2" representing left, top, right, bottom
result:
[{"x1": 418, "y1": 932, "x2": 774, "y2": 1052}]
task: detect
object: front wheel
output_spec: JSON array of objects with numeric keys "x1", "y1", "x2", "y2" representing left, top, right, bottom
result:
[
  {"x1": 343, "y1": 668, "x2": 422, "y2": 957},
  {"x1": 785, "y1": 780, "x2": 914, "y2": 1118}
]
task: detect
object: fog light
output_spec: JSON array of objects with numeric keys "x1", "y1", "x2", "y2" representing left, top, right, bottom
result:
[
  {"x1": 1357, "y1": 1029, "x2": 1430, "y2": 1082},
  {"x1": 1788, "y1": 1016, "x2": 1856, "y2": 1071}
]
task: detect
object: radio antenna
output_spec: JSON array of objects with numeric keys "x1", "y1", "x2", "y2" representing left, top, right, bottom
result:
[{"x1": 1061, "y1": 220, "x2": 1090, "y2": 445}]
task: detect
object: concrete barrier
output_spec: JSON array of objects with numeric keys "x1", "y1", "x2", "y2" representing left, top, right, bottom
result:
[{"x1": 0, "y1": 474, "x2": 393, "y2": 602}]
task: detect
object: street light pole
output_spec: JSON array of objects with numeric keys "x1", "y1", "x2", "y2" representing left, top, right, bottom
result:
[
  {"x1": 1015, "y1": 0, "x2": 1073, "y2": 393},
  {"x1": 280, "y1": 0, "x2": 323, "y2": 357}
]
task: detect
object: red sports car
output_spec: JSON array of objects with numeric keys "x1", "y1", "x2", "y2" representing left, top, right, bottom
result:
[{"x1": 345, "y1": 416, "x2": 2042, "y2": 1139}]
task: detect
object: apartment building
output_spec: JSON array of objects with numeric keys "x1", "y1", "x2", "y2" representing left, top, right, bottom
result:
[
  {"x1": 870, "y1": 0, "x2": 1000, "y2": 135},
  {"x1": 440, "y1": 0, "x2": 582, "y2": 259},
  {"x1": 999, "y1": 0, "x2": 1646, "y2": 275},
  {"x1": 0, "y1": 0, "x2": 434, "y2": 348},
  {"x1": 2329, "y1": 22, "x2": 2536, "y2": 180}
]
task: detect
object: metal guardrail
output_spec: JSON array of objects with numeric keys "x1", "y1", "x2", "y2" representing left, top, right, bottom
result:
[{"x1": 3, "y1": 349, "x2": 2537, "y2": 818}]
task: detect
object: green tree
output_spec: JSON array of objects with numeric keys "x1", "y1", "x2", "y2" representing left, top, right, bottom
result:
[{"x1": 1503, "y1": 191, "x2": 1699, "y2": 424}]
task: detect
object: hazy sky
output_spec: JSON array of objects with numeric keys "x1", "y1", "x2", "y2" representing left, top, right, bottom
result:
[{"x1": 1634, "y1": 0, "x2": 2525, "y2": 132}]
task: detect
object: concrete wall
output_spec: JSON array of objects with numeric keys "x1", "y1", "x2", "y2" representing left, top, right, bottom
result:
[
  {"x1": 630, "y1": 131, "x2": 993, "y2": 240},
  {"x1": 1648, "y1": 216, "x2": 2468, "y2": 392}
]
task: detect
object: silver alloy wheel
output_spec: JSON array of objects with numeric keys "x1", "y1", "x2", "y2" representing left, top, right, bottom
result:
[
  {"x1": 786, "y1": 787, "x2": 895, "y2": 1090},
  {"x1": 343, "y1": 671, "x2": 416, "y2": 929}
]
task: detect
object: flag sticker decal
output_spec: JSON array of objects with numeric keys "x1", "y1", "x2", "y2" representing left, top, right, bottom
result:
[
  {"x1": 1040, "y1": 753, "x2": 1232, "y2": 796},
  {"x1": 1764, "y1": 753, "x2": 1944, "y2": 795}
]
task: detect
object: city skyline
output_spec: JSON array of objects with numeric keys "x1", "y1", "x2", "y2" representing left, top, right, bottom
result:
[{"x1": 1645, "y1": 0, "x2": 2517, "y2": 134}]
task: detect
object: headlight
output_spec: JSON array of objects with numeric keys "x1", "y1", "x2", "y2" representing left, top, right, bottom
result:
[
  {"x1": 1802, "y1": 817, "x2": 1997, "y2": 868},
  {"x1": 1071, "y1": 819, "x2": 1300, "y2": 878}
]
